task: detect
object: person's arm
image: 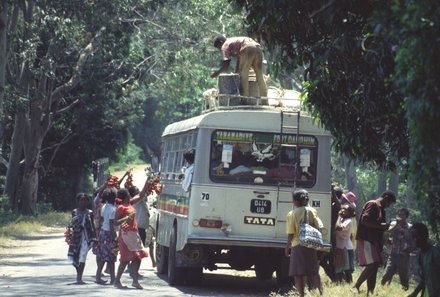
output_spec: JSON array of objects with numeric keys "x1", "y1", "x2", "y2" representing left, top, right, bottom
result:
[
  {"x1": 130, "y1": 177, "x2": 150, "y2": 205},
  {"x1": 117, "y1": 169, "x2": 131, "y2": 186},
  {"x1": 285, "y1": 234, "x2": 294, "y2": 257},
  {"x1": 211, "y1": 60, "x2": 231, "y2": 78}
]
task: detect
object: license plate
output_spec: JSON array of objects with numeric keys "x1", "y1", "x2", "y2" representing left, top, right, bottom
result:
[{"x1": 250, "y1": 199, "x2": 271, "y2": 214}]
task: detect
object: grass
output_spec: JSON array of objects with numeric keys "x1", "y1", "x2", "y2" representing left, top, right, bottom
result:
[
  {"x1": 0, "y1": 211, "x2": 71, "y2": 246},
  {"x1": 270, "y1": 268, "x2": 417, "y2": 297}
]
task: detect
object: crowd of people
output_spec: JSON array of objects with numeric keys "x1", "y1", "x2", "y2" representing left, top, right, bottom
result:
[
  {"x1": 66, "y1": 162, "x2": 439, "y2": 296},
  {"x1": 65, "y1": 169, "x2": 160, "y2": 289},
  {"x1": 285, "y1": 187, "x2": 440, "y2": 297}
]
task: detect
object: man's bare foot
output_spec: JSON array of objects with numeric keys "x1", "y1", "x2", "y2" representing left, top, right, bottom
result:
[
  {"x1": 132, "y1": 282, "x2": 143, "y2": 289},
  {"x1": 95, "y1": 278, "x2": 107, "y2": 285},
  {"x1": 114, "y1": 281, "x2": 128, "y2": 289},
  {"x1": 75, "y1": 280, "x2": 86, "y2": 285}
]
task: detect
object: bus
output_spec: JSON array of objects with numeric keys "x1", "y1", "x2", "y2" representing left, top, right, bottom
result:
[{"x1": 155, "y1": 98, "x2": 332, "y2": 285}]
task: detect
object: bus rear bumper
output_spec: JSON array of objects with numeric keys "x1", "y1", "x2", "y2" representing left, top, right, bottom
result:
[{"x1": 187, "y1": 234, "x2": 286, "y2": 249}]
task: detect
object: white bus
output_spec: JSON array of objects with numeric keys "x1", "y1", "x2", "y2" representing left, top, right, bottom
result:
[{"x1": 155, "y1": 100, "x2": 332, "y2": 285}]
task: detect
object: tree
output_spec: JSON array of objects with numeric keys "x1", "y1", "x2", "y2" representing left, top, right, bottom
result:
[
  {"x1": 129, "y1": 0, "x2": 246, "y2": 157},
  {"x1": 233, "y1": 0, "x2": 439, "y2": 235},
  {"x1": 2, "y1": 0, "x2": 154, "y2": 213}
]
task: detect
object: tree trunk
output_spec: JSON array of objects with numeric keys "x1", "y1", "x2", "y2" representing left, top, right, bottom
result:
[
  {"x1": 377, "y1": 169, "x2": 387, "y2": 196},
  {"x1": 19, "y1": 95, "x2": 46, "y2": 214},
  {"x1": 3, "y1": 111, "x2": 25, "y2": 208},
  {"x1": 389, "y1": 169, "x2": 399, "y2": 197},
  {"x1": 19, "y1": 161, "x2": 38, "y2": 214},
  {"x1": 342, "y1": 154, "x2": 358, "y2": 194},
  {"x1": 0, "y1": 0, "x2": 7, "y2": 142},
  {"x1": 406, "y1": 178, "x2": 415, "y2": 208}
]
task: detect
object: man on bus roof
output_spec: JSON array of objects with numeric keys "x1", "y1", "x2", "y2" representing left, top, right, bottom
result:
[{"x1": 211, "y1": 36, "x2": 268, "y2": 98}]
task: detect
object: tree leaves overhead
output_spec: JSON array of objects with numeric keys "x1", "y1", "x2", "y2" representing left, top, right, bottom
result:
[
  {"x1": 234, "y1": 0, "x2": 440, "y2": 235},
  {"x1": 233, "y1": 0, "x2": 408, "y2": 168}
]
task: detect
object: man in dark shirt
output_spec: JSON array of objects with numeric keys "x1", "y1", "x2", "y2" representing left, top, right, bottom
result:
[{"x1": 352, "y1": 190, "x2": 396, "y2": 295}]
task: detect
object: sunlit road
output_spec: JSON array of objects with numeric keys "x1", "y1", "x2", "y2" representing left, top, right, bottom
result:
[{"x1": 0, "y1": 229, "x2": 279, "y2": 296}]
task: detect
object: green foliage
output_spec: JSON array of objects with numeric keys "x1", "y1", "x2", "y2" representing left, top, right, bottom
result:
[
  {"x1": 130, "y1": 0, "x2": 246, "y2": 156},
  {"x1": 233, "y1": 0, "x2": 407, "y2": 168},
  {"x1": 110, "y1": 133, "x2": 145, "y2": 172},
  {"x1": 234, "y1": 0, "x2": 439, "y2": 236},
  {"x1": 383, "y1": 0, "x2": 440, "y2": 236}
]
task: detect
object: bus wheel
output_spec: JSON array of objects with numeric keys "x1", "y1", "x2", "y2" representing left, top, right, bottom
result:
[
  {"x1": 186, "y1": 267, "x2": 203, "y2": 285},
  {"x1": 156, "y1": 242, "x2": 168, "y2": 275},
  {"x1": 255, "y1": 262, "x2": 274, "y2": 280},
  {"x1": 167, "y1": 225, "x2": 185, "y2": 285},
  {"x1": 276, "y1": 256, "x2": 293, "y2": 287}
]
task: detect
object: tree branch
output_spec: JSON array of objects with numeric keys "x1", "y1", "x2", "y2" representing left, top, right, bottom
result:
[
  {"x1": 50, "y1": 26, "x2": 106, "y2": 102},
  {"x1": 53, "y1": 99, "x2": 79, "y2": 115},
  {"x1": 309, "y1": 0, "x2": 335, "y2": 18},
  {"x1": 41, "y1": 130, "x2": 75, "y2": 176}
]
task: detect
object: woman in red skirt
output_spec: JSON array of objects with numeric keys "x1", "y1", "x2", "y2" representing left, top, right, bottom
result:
[{"x1": 114, "y1": 180, "x2": 149, "y2": 289}]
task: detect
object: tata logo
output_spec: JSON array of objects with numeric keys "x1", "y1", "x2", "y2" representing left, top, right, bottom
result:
[{"x1": 244, "y1": 216, "x2": 276, "y2": 226}]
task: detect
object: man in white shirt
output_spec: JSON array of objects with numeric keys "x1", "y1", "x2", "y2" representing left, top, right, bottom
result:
[{"x1": 182, "y1": 149, "x2": 195, "y2": 192}]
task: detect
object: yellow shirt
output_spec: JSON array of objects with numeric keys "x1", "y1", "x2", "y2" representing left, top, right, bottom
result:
[{"x1": 286, "y1": 206, "x2": 320, "y2": 247}]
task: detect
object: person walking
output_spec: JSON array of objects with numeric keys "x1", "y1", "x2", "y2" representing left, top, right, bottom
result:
[
  {"x1": 381, "y1": 208, "x2": 414, "y2": 290},
  {"x1": 67, "y1": 193, "x2": 97, "y2": 284},
  {"x1": 95, "y1": 188, "x2": 118, "y2": 285},
  {"x1": 211, "y1": 36, "x2": 267, "y2": 98},
  {"x1": 285, "y1": 189, "x2": 323, "y2": 297},
  {"x1": 352, "y1": 190, "x2": 396, "y2": 295}
]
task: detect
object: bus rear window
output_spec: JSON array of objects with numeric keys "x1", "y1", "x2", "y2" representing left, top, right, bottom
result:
[{"x1": 209, "y1": 130, "x2": 317, "y2": 187}]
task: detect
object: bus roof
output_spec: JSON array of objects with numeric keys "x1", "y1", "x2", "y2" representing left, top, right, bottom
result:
[{"x1": 162, "y1": 108, "x2": 331, "y2": 137}]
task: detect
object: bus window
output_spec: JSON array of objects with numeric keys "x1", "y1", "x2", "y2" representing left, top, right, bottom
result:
[
  {"x1": 209, "y1": 130, "x2": 318, "y2": 187},
  {"x1": 161, "y1": 132, "x2": 197, "y2": 180}
]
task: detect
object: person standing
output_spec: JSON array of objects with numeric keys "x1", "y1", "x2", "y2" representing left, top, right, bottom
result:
[
  {"x1": 352, "y1": 190, "x2": 396, "y2": 295},
  {"x1": 114, "y1": 182, "x2": 149, "y2": 289},
  {"x1": 211, "y1": 36, "x2": 268, "y2": 98},
  {"x1": 182, "y1": 149, "x2": 195, "y2": 192},
  {"x1": 381, "y1": 208, "x2": 414, "y2": 290},
  {"x1": 285, "y1": 189, "x2": 323, "y2": 297},
  {"x1": 408, "y1": 223, "x2": 440, "y2": 297},
  {"x1": 95, "y1": 188, "x2": 118, "y2": 285},
  {"x1": 334, "y1": 204, "x2": 356, "y2": 283},
  {"x1": 67, "y1": 193, "x2": 97, "y2": 284}
]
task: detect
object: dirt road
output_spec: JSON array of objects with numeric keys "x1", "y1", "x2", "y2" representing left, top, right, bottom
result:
[
  {"x1": 0, "y1": 230, "x2": 279, "y2": 296},
  {"x1": 0, "y1": 167, "x2": 280, "y2": 296}
]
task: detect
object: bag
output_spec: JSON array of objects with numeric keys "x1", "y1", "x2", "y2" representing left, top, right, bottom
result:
[{"x1": 299, "y1": 208, "x2": 331, "y2": 252}]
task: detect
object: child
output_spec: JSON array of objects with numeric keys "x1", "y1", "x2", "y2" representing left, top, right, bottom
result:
[
  {"x1": 334, "y1": 204, "x2": 356, "y2": 283},
  {"x1": 95, "y1": 188, "x2": 118, "y2": 285},
  {"x1": 408, "y1": 223, "x2": 440, "y2": 297},
  {"x1": 67, "y1": 193, "x2": 97, "y2": 284}
]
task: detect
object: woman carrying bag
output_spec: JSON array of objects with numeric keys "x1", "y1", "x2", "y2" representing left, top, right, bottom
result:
[{"x1": 285, "y1": 189, "x2": 323, "y2": 297}]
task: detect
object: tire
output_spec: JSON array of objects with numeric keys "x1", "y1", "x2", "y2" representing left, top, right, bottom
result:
[
  {"x1": 255, "y1": 262, "x2": 274, "y2": 280},
  {"x1": 167, "y1": 225, "x2": 186, "y2": 285},
  {"x1": 276, "y1": 256, "x2": 294, "y2": 287},
  {"x1": 156, "y1": 242, "x2": 168, "y2": 275},
  {"x1": 186, "y1": 267, "x2": 203, "y2": 285}
]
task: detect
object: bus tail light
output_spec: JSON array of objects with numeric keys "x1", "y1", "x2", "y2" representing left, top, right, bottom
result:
[{"x1": 198, "y1": 218, "x2": 223, "y2": 228}]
